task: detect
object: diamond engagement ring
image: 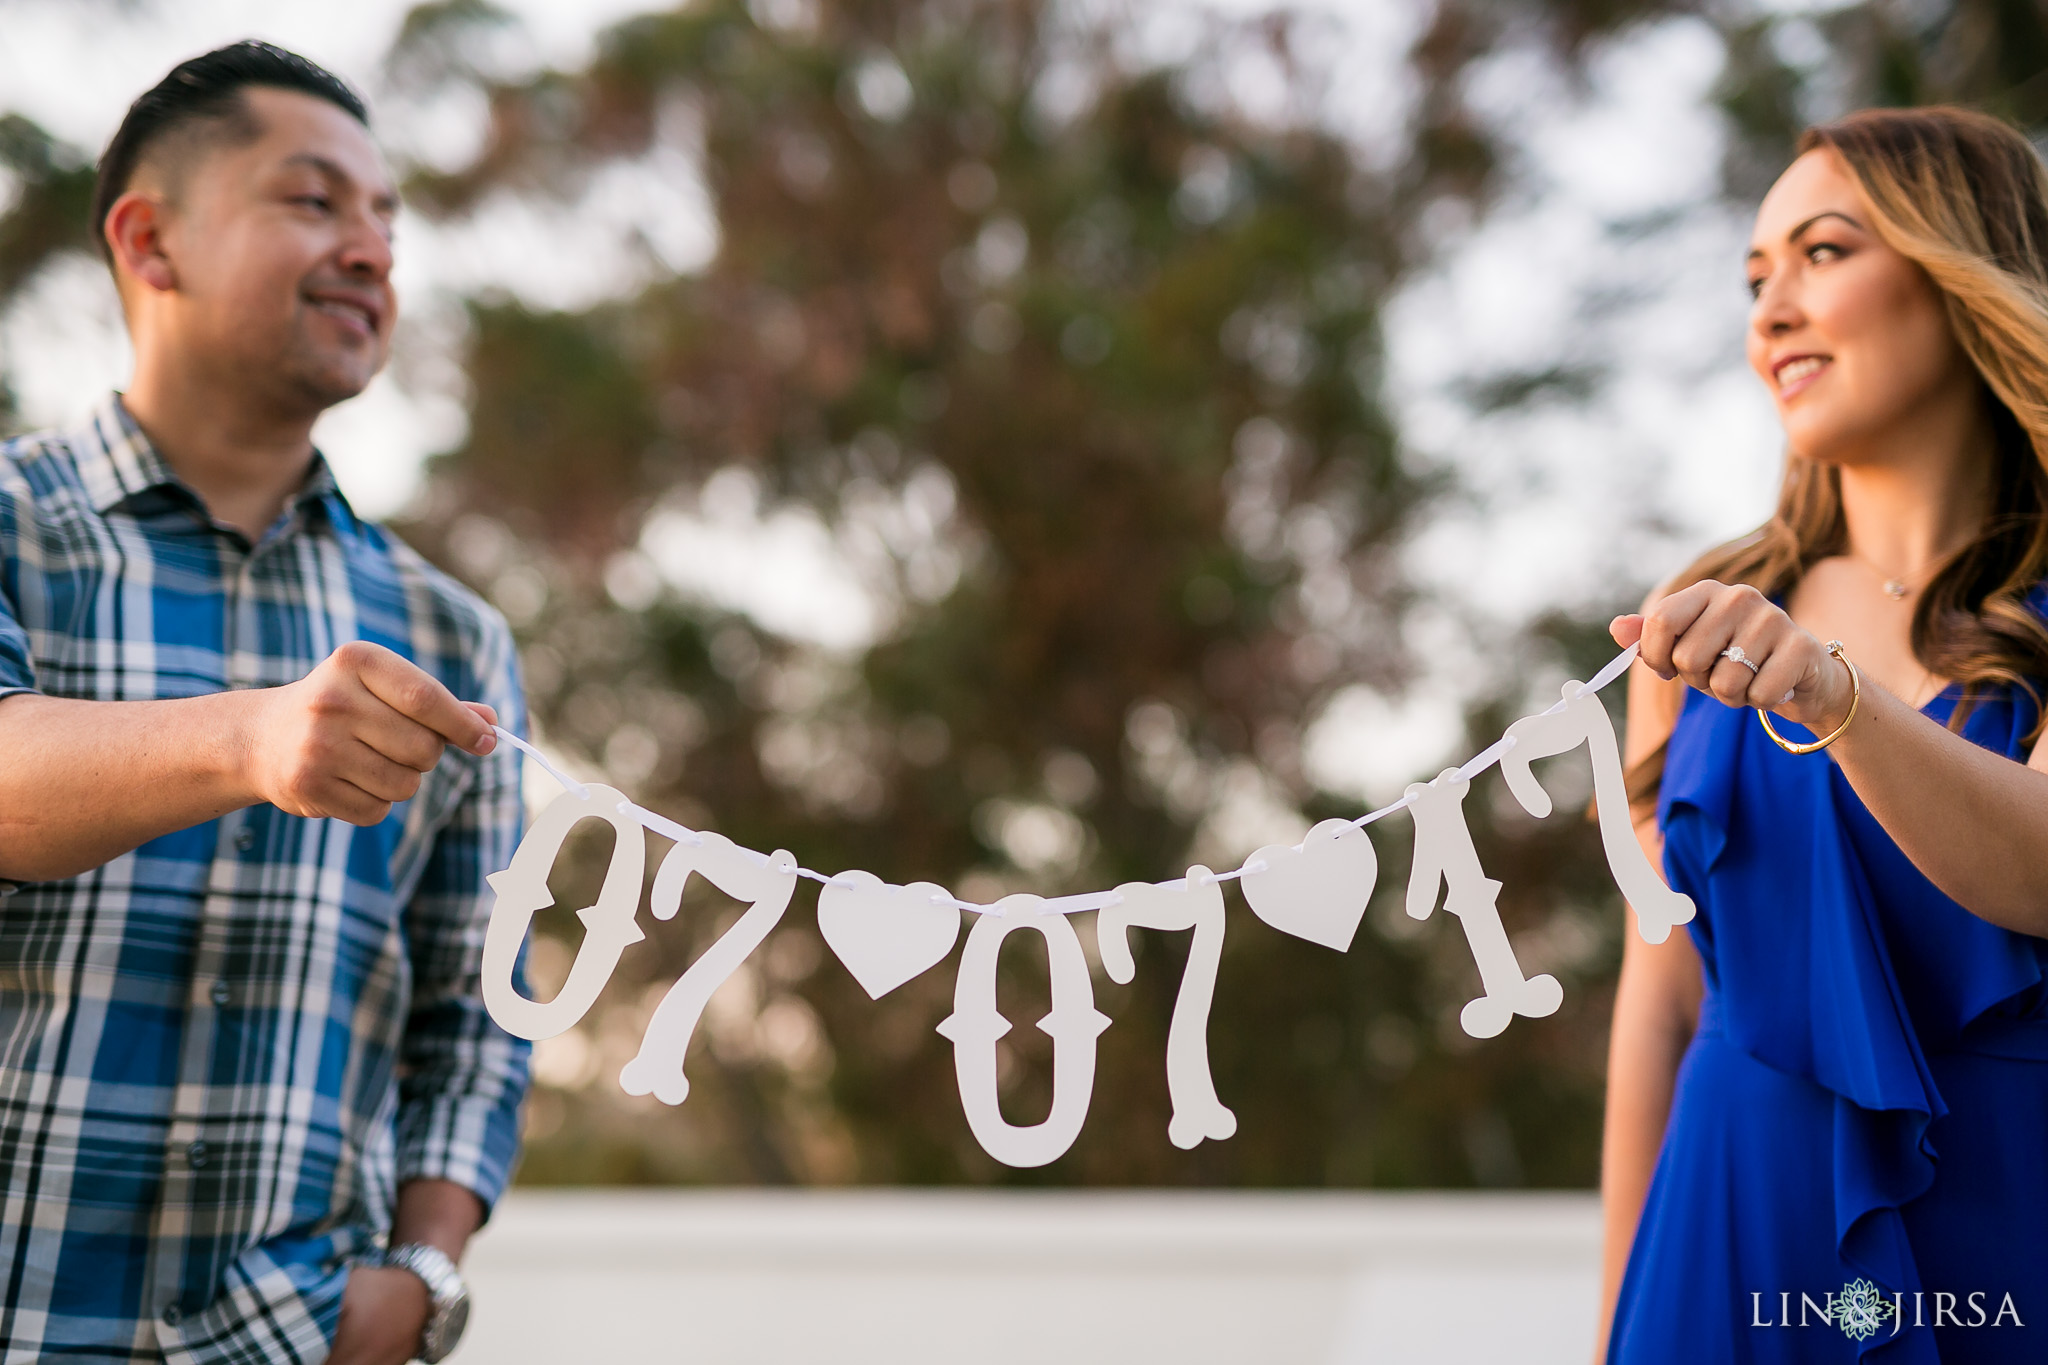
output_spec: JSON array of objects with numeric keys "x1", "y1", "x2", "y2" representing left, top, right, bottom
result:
[{"x1": 1720, "y1": 645, "x2": 1759, "y2": 673}]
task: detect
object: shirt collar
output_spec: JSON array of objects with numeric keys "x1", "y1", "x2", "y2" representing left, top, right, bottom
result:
[
  {"x1": 68, "y1": 393, "x2": 357, "y2": 531},
  {"x1": 298, "y1": 455, "x2": 355, "y2": 532},
  {"x1": 69, "y1": 394, "x2": 172, "y2": 513}
]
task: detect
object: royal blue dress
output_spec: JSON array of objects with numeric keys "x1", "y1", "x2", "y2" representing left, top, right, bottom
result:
[{"x1": 1606, "y1": 666, "x2": 2048, "y2": 1362}]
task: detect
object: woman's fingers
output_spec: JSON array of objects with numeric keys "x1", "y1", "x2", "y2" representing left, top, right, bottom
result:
[
  {"x1": 1667, "y1": 585, "x2": 1758, "y2": 689},
  {"x1": 1610, "y1": 614, "x2": 1646, "y2": 648},
  {"x1": 1638, "y1": 582, "x2": 1719, "y2": 679},
  {"x1": 1639, "y1": 581, "x2": 1830, "y2": 714},
  {"x1": 1744, "y1": 643, "x2": 1806, "y2": 714},
  {"x1": 1695, "y1": 590, "x2": 1775, "y2": 704},
  {"x1": 1707, "y1": 653, "x2": 1762, "y2": 706}
]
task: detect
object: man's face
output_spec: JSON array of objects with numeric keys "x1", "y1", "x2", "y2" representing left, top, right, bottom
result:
[{"x1": 140, "y1": 87, "x2": 398, "y2": 410}]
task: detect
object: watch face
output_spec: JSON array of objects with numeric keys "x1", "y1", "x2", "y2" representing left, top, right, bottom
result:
[{"x1": 423, "y1": 1295, "x2": 469, "y2": 1362}]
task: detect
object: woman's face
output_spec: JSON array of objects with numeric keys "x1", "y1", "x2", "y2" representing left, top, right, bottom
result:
[{"x1": 1745, "y1": 148, "x2": 1977, "y2": 465}]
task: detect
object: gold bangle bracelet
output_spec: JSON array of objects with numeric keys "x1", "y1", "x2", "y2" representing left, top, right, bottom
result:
[{"x1": 1758, "y1": 639, "x2": 1860, "y2": 755}]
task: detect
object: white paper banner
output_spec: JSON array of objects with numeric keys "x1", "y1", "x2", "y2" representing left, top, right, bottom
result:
[{"x1": 482, "y1": 645, "x2": 1684, "y2": 1167}]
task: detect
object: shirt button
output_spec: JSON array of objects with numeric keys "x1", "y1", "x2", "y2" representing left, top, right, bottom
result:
[
  {"x1": 186, "y1": 1140, "x2": 208, "y2": 1168},
  {"x1": 210, "y1": 981, "x2": 232, "y2": 1007},
  {"x1": 234, "y1": 827, "x2": 255, "y2": 851},
  {"x1": 161, "y1": 1304, "x2": 183, "y2": 1327}
]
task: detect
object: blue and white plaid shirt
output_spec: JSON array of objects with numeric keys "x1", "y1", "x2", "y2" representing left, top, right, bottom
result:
[{"x1": 0, "y1": 396, "x2": 531, "y2": 1363}]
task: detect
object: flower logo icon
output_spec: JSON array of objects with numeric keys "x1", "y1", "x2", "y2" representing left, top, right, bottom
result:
[{"x1": 1836, "y1": 1279, "x2": 1897, "y2": 1341}]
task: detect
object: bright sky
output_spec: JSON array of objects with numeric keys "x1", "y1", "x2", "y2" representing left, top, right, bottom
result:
[{"x1": 0, "y1": 0, "x2": 1785, "y2": 803}]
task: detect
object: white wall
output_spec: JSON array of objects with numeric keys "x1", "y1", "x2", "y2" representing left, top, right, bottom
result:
[{"x1": 453, "y1": 1189, "x2": 1602, "y2": 1365}]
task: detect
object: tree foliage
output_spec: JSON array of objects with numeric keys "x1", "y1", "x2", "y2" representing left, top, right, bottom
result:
[
  {"x1": 0, "y1": 0, "x2": 2044, "y2": 1187},
  {"x1": 388, "y1": 0, "x2": 1648, "y2": 1187}
]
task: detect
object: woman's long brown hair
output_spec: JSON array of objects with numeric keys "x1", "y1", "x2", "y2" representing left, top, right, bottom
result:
[{"x1": 1627, "y1": 106, "x2": 2048, "y2": 818}]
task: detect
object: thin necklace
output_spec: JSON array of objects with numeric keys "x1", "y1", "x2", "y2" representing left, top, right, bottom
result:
[
  {"x1": 1837, "y1": 549, "x2": 1949, "y2": 705},
  {"x1": 1843, "y1": 548, "x2": 1936, "y2": 602}
]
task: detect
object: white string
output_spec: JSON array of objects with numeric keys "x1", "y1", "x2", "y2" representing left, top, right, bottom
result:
[
  {"x1": 492, "y1": 642, "x2": 1641, "y2": 918},
  {"x1": 493, "y1": 727, "x2": 589, "y2": 800},
  {"x1": 1580, "y1": 641, "x2": 1640, "y2": 695},
  {"x1": 618, "y1": 800, "x2": 704, "y2": 848}
]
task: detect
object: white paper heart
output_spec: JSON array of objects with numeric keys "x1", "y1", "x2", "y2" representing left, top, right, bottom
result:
[
  {"x1": 818, "y1": 869, "x2": 963, "y2": 999},
  {"x1": 1239, "y1": 818, "x2": 1379, "y2": 951}
]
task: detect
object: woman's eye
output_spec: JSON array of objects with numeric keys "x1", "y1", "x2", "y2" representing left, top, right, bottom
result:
[
  {"x1": 292, "y1": 195, "x2": 331, "y2": 212},
  {"x1": 1746, "y1": 274, "x2": 1766, "y2": 299},
  {"x1": 1807, "y1": 242, "x2": 1844, "y2": 264}
]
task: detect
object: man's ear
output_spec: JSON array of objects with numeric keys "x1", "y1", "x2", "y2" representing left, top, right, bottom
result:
[{"x1": 104, "y1": 191, "x2": 177, "y2": 295}]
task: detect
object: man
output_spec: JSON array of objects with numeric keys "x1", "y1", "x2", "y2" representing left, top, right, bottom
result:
[{"x1": 0, "y1": 42, "x2": 529, "y2": 1364}]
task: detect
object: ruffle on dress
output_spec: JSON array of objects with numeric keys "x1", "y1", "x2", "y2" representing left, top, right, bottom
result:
[{"x1": 1658, "y1": 679, "x2": 2048, "y2": 1361}]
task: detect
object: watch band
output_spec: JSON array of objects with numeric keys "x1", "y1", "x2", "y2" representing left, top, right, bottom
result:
[{"x1": 380, "y1": 1242, "x2": 470, "y2": 1363}]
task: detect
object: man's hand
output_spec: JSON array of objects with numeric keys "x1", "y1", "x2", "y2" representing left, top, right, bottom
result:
[
  {"x1": 328, "y1": 1180, "x2": 485, "y2": 1365},
  {"x1": 243, "y1": 641, "x2": 498, "y2": 827},
  {"x1": 328, "y1": 1266, "x2": 429, "y2": 1365},
  {"x1": 0, "y1": 640, "x2": 504, "y2": 881}
]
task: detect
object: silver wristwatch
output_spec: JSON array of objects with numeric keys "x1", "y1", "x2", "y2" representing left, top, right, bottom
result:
[{"x1": 379, "y1": 1242, "x2": 470, "y2": 1363}]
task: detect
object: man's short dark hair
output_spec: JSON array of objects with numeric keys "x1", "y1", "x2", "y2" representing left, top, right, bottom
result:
[{"x1": 91, "y1": 40, "x2": 369, "y2": 263}]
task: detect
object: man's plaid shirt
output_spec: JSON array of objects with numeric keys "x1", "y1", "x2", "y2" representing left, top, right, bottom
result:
[{"x1": 0, "y1": 397, "x2": 531, "y2": 1363}]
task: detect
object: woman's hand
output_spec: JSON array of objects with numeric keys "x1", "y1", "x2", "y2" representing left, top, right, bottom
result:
[{"x1": 1610, "y1": 580, "x2": 1854, "y2": 733}]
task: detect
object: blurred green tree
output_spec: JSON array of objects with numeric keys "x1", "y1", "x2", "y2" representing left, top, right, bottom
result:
[
  {"x1": 1, "y1": 0, "x2": 2045, "y2": 1189},
  {"x1": 0, "y1": 113, "x2": 95, "y2": 426},
  {"x1": 382, "y1": 0, "x2": 1625, "y2": 1188}
]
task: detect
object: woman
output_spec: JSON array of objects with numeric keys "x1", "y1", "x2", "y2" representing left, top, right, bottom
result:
[{"x1": 1596, "y1": 107, "x2": 2048, "y2": 1363}]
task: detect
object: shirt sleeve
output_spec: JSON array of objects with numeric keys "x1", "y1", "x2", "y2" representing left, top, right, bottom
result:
[
  {"x1": 0, "y1": 477, "x2": 39, "y2": 896},
  {"x1": 0, "y1": 475, "x2": 39, "y2": 699},
  {"x1": 392, "y1": 614, "x2": 532, "y2": 1214}
]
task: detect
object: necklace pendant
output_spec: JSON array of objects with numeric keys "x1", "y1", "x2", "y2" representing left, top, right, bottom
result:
[{"x1": 1883, "y1": 579, "x2": 1908, "y2": 600}]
